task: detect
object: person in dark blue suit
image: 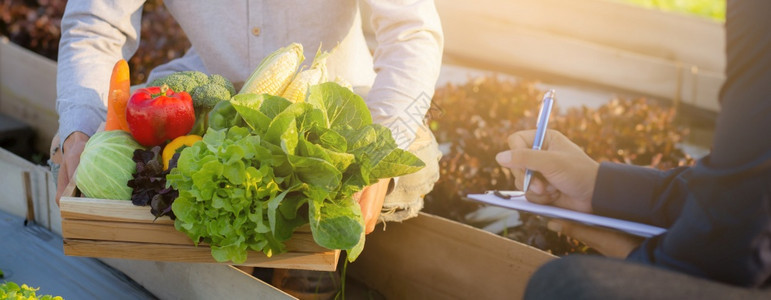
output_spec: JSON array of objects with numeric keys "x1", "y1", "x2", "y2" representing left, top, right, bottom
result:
[{"x1": 496, "y1": 0, "x2": 771, "y2": 298}]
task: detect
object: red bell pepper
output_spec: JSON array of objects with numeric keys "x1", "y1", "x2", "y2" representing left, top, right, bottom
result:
[{"x1": 126, "y1": 85, "x2": 196, "y2": 147}]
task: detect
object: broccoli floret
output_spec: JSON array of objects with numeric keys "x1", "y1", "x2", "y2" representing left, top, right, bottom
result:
[
  {"x1": 207, "y1": 74, "x2": 236, "y2": 96},
  {"x1": 191, "y1": 83, "x2": 231, "y2": 110},
  {"x1": 188, "y1": 83, "x2": 232, "y2": 136},
  {"x1": 180, "y1": 71, "x2": 209, "y2": 86},
  {"x1": 148, "y1": 73, "x2": 199, "y2": 93},
  {"x1": 147, "y1": 77, "x2": 167, "y2": 89}
]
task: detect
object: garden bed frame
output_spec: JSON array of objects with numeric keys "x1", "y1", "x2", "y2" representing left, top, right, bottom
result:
[
  {"x1": 0, "y1": 37, "x2": 59, "y2": 155},
  {"x1": 437, "y1": 0, "x2": 725, "y2": 112},
  {"x1": 363, "y1": 0, "x2": 725, "y2": 112}
]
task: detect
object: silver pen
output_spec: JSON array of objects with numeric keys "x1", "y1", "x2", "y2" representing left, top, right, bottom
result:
[{"x1": 523, "y1": 89, "x2": 555, "y2": 192}]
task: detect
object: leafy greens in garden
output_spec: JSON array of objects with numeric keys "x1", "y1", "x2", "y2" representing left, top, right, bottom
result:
[{"x1": 167, "y1": 82, "x2": 425, "y2": 263}]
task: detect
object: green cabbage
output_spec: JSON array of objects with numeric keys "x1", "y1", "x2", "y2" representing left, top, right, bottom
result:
[{"x1": 76, "y1": 130, "x2": 144, "y2": 200}]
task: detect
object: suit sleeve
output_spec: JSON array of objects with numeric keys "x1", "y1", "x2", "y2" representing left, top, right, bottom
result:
[
  {"x1": 592, "y1": 162, "x2": 691, "y2": 227},
  {"x1": 595, "y1": 0, "x2": 771, "y2": 287}
]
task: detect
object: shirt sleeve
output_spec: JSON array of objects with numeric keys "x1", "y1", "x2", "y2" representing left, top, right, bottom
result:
[
  {"x1": 146, "y1": 47, "x2": 208, "y2": 83},
  {"x1": 364, "y1": 0, "x2": 444, "y2": 150},
  {"x1": 56, "y1": 0, "x2": 144, "y2": 143}
]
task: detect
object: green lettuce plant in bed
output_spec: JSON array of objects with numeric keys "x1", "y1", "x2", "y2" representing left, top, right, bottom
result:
[{"x1": 1, "y1": 281, "x2": 63, "y2": 300}]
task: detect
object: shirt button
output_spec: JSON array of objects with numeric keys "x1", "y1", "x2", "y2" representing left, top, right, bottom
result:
[{"x1": 251, "y1": 27, "x2": 261, "y2": 36}]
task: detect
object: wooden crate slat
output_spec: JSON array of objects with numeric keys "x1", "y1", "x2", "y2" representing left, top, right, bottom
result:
[
  {"x1": 61, "y1": 219, "x2": 327, "y2": 252},
  {"x1": 62, "y1": 219, "x2": 190, "y2": 245},
  {"x1": 60, "y1": 197, "x2": 174, "y2": 224},
  {"x1": 63, "y1": 239, "x2": 340, "y2": 272},
  {"x1": 60, "y1": 197, "x2": 312, "y2": 232}
]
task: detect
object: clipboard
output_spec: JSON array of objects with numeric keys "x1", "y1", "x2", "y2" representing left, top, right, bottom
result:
[{"x1": 467, "y1": 191, "x2": 666, "y2": 238}]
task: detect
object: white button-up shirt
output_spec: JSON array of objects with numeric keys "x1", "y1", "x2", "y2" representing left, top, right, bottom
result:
[{"x1": 56, "y1": 0, "x2": 443, "y2": 149}]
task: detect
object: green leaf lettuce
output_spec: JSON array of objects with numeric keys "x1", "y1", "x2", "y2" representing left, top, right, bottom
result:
[{"x1": 170, "y1": 82, "x2": 425, "y2": 264}]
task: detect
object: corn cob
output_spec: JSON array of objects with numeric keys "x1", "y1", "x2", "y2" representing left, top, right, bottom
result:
[
  {"x1": 281, "y1": 47, "x2": 330, "y2": 102},
  {"x1": 239, "y1": 43, "x2": 304, "y2": 96},
  {"x1": 333, "y1": 75, "x2": 353, "y2": 92}
]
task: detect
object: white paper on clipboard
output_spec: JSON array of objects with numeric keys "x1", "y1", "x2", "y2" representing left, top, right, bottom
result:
[{"x1": 467, "y1": 191, "x2": 666, "y2": 238}]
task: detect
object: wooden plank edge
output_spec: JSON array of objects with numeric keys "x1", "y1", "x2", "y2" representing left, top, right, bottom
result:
[
  {"x1": 63, "y1": 239, "x2": 340, "y2": 272},
  {"x1": 61, "y1": 219, "x2": 190, "y2": 245},
  {"x1": 61, "y1": 219, "x2": 327, "y2": 252},
  {"x1": 59, "y1": 197, "x2": 311, "y2": 232},
  {"x1": 60, "y1": 196, "x2": 175, "y2": 224}
]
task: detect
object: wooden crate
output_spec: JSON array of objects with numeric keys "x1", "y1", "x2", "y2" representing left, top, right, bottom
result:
[{"x1": 59, "y1": 185, "x2": 340, "y2": 271}]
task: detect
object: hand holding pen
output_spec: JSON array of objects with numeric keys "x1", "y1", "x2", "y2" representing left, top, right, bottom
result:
[
  {"x1": 523, "y1": 89, "x2": 555, "y2": 193},
  {"x1": 495, "y1": 89, "x2": 600, "y2": 213}
]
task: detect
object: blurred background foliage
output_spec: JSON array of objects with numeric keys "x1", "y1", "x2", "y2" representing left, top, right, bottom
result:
[
  {"x1": 616, "y1": 0, "x2": 726, "y2": 21},
  {"x1": 0, "y1": 0, "x2": 188, "y2": 85}
]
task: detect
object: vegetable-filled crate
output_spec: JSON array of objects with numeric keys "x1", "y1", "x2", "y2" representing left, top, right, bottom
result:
[
  {"x1": 60, "y1": 196, "x2": 340, "y2": 271},
  {"x1": 59, "y1": 43, "x2": 425, "y2": 272}
]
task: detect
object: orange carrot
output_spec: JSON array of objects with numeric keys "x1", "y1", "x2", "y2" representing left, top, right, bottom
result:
[
  {"x1": 105, "y1": 59, "x2": 131, "y2": 131},
  {"x1": 104, "y1": 100, "x2": 121, "y2": 130}
]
